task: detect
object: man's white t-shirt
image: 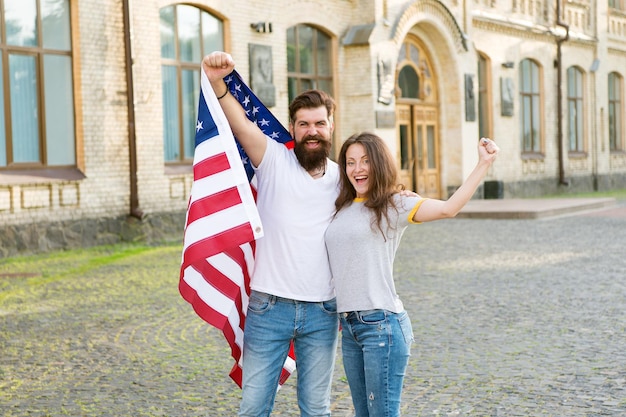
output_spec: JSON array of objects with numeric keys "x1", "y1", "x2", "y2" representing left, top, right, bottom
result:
[{"x1": 251, "y1": 137, "x2": 339, "y2": 302}]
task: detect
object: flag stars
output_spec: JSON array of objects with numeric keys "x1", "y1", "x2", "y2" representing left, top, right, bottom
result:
[
  {"x1": 196, "y1": 120, "x2": 203, "y2": 132},
  {"x1": 219, "y1": 70, "x2": 293, "y2": 151}
]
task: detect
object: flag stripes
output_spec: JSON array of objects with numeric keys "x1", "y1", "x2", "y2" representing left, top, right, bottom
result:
[{"x1": 179, "y1": 69, "x2": 296, "y2": 388}]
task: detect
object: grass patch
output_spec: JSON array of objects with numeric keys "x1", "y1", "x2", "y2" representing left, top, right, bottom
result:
[{"x1": 0, "y1": 242, "x2": 181, "y2": 304}]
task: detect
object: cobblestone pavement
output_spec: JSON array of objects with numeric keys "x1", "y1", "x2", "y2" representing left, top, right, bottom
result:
[{"x1": 1, "y1": 200, "x2": 625, "y2": 416}]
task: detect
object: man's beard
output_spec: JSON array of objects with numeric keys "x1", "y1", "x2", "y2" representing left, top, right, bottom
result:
[{"x1": 294, "y1": 134, "x2": 331, "y2": 171}]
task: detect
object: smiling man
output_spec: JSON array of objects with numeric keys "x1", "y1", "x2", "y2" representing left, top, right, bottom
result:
[
  {"x1": 291, "y1": 105, "x2": 333, "y2": 175},
  {"x1": 202, "y1": 51, "x2": 340, "y2": 417}
]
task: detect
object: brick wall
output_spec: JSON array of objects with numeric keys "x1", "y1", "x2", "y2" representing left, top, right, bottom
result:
[{"x1": 2, "y1": 0, "x2": 625, "y2": 257}]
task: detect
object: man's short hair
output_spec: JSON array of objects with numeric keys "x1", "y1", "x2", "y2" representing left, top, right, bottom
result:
[{"x1": 289, "y1": 90, "x2": 336, "y2": 123}]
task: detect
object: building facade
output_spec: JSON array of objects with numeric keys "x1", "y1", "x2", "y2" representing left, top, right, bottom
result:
[{"x1": 1, "y1": 0, "x2": 625, "y2": 256}]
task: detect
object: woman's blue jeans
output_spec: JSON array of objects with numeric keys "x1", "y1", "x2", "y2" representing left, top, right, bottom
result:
[
  {"x1": 239, "y1": 291, "x2": 339, "y2": 417},
  {"x1": 340, "y1": 309, "x2": 414, "y2": 417}
]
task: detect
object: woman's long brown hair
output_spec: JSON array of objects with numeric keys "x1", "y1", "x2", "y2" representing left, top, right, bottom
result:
[{"x1": 335, "y1": 132, "x2": 403, "y2": 237}]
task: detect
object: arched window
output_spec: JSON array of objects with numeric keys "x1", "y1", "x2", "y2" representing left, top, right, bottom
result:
[
  {"x1": 286, "y1": 25, "x2": 333, "y2": 103},
  {"x1": 395, "y1": 38, "x2": 437, "y2": 176},
  {"x1": 160, "y1": 5, "x2": 224, "y2": 163},
  {"x1": 608, "y1": 72, "x2": 623, "y2": 151},
  {"x1": 519, "y1": 59, "x2": 542, "y2": 154},
  {"x1": 396, "y1": 42, "x2": 420, "y2": 99},
  {"x1": 0, "y1": 0, "x2": 75, "y2": 168},
  {"x1": 396, "y1": 40, "x2": 435, "y2": 102},
  {"x1": 566, "y1": 66, "x2": 585, "y2": 152},
  {"x1": 398, "y1": 66, "x2": 419, "y2": 98}
]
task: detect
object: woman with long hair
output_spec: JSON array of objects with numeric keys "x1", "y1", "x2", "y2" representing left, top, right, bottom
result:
[{"x1": 325, "y1": 132, "x2": 499, "y2": 417}]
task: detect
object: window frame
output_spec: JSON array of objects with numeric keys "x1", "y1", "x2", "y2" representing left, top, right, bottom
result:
[
  {"x1": 519, "y1": 59, "x2": 543, "y2": 156},
  {"x1": 609, "y1": 0, "x2": 626, "y2": 11},
  {"x1": 286, "y1": 24, "x2": 334, "y2": 104},
  {"x1": 160, "y1": 4, "x2": 224, "y2": 165},
  {"x1": 0, "y1": 0, "x2": 78, "y2": 171},
  {"x1": 566, "y1": 66, "x2": 585, "y2": 154},
  {"x1": 608, "y1": 71, "x2": 624, "y2": 152}
]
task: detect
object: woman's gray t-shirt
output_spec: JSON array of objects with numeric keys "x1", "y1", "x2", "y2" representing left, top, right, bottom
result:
[{"x1": 324, "y1": 194, "x2": 424, "y2": 313}]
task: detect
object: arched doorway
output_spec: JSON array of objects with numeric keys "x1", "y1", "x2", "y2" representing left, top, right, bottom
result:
[{"x1": 395, "y1": 36, "x2": 440, "y2": 198}]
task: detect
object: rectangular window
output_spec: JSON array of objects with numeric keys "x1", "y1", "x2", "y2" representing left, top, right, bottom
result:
[
  {"x1": 177, "y1": 5, "x2": 201, "y2": 63},
  {"x1": 317, "y1": 79, "x2": 332, "y2": 95},
  {"x1": 316, "y1": 34, "x2": 331, "y2": 76},
  {"x1": 567, "y1": 67, "x2": 584, "y2": 152},
  {"x1": 298, "y1": 26, "x2": 314, "y2": 74},
  {"x1": 399, "y1": 124, "x2": 409, "y2": 170},
  {"x1": 162, "y1": 65, "x2": 180, "y2": 161},
  {"x1": 182, "y1": 69, "x2": 199, "y2": 160},
  {"x1": 44, "y1": 55, "x2": 76, "y2": 165},
  {"x1": 42, "y1": 0, "x2": 71, "y2": 50},
  {"x1": 531, "y1": 95, "x2": 540, "y2": 152},
  {"x1": 161, "y1": 5, "x2": 224, "y2": 164},
  {"x1": 202, "y1": 13, "x2": 223, "y2": 57},
  {"x1": 608, "y1": 72, "x2": 623, "y2": 151},
  {"x1": 5, "y1": 0, "x2": 38, "y2": 47},
  {"x1": 522, "y1": 95, "x2": 531, "y2": 150},
  {"x1": 287, "y1": 25, "x2": 333, "y2": 103},
  {"x1": 417, "y1": 125, "x2": 423, "y2": 167},
  {"x1": 287, "y1": 28, "x2": 296, "y2": 73},
  {"x1": 520, "y1": 60, "x2": 542, "y2": 153},
  {"x1": 9, "y1": 54, "x2": 40, "y2": 163},
  {"x1": 160, "y1": 6, "x2": 176, "y2": 60},
  {"x1": 427, "y1": 125, "x2": 436, "y2": 169},
  {"x1": 1, "y1": 0, "x2": 76, "y2": 169}
]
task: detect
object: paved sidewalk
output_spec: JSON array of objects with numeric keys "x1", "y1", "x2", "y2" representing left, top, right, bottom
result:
[
  {"x1": 1, "y1": 198, "x2": 625, "y2": 416},
  {"x1": 459, "y1": 197, "x2": 618, "y2": 219}
]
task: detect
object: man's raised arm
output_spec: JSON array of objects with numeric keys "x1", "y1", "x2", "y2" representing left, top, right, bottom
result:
[{"x1": 202, "y1": 51, "x2": 267, "y2": 167}]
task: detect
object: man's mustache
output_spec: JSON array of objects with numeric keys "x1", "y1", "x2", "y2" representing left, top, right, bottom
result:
[{"x1": 302, "y1": 134, "x2": 330, "y2": 143}]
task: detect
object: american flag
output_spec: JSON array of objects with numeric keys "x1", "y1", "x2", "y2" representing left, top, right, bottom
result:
[{"x1": 179, "y1": 69, "x2": 295, "y2": 388}]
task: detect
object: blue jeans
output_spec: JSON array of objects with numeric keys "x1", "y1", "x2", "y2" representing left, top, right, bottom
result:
[
  {"x1": 239, "y1": 291, "x2": 339, "y2": 417},
  {"x1": 340, "y1": 309, "x2": 414, "y2": 417}
]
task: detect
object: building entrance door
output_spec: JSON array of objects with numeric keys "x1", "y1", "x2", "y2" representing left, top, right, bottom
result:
[
  {"x1": 396, "y1": 104, "x2": 440, "y2": 197},
  {"x1": 395, "y1": 37, "x2": 440, "y2": 198}
]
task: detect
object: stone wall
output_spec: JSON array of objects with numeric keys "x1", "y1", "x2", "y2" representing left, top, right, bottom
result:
[{"x1": 0, "y1": 212, "x2": 185, "y2": 259}]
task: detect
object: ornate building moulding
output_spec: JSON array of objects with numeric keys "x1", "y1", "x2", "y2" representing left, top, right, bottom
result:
[
  {"x1": 474, "y1": 18, "x2": 597, "y2": 52},
  {"x1": 391, "y1": 0, "x2": 468, "y2": 53},
  {"x1": 562, "y1": 38, "x2": 597, "y2": 50},
  {"x1": 607, "y1": 47, "x2": 626, "y2": 57},
  {"x1": 473, "y1": 17, "x2": 552, "y2": 42},
  {"x1": 607, "y1": 37, "x2": 626, "y2": 49}
]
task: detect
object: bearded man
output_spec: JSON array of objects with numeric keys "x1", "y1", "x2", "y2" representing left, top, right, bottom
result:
[{"x1": 202, "y1": 51, "x2": 340, "y2": 417}]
